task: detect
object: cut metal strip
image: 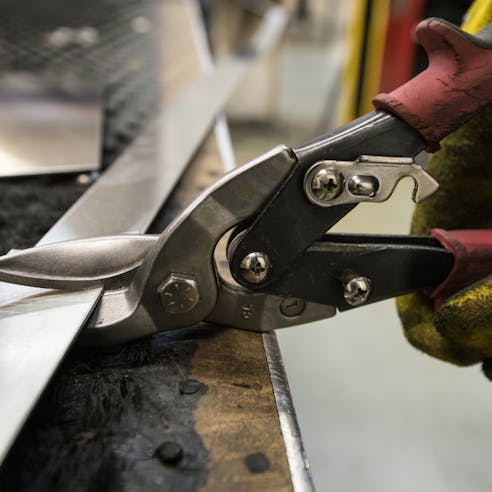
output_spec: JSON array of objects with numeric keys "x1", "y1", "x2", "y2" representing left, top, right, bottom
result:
[
  {"x1": 0, "y1": 289, "x2": 102, "y2": 462},
  {"x1": 263, "y1": 331, "x2": 315, "y2": 492}
]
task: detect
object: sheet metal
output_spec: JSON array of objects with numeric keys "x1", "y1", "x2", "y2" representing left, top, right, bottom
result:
[
  {"x1": 0, "y1": 73, "x2": 101, "y2": 177},
  {"x1": 0, "y1": 289, "x2": 102, "y2": 460},
  {"x1": 263, "y1": 331, "x2": 315, "y2": 492}
]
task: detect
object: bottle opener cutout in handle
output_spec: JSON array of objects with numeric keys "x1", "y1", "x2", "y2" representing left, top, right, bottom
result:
[{"x1": 373, "y1": 18, "x2": 492, "y2": 151}]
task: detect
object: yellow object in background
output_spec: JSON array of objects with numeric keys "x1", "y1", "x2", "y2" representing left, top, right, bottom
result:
[
  {"x1": 338, "y1": 0, "x2": 390, "y2": 123},
  {"x1": 461, "y1": 0, "x2": 492, "y2": 32}
]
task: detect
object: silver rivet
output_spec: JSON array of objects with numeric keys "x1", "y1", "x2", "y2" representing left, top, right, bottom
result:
[
  {"x1": 304, "y1": 161, "x2": 343, "y2": 206},
  {"x1": 279, "y1": 298, "x2": 305, "y2": 317},
  {"x1": 158, "y1": 274, "x2": 199, "y2": 314},
  {"x1": 347, "y1": 175, "x2": 379, "y2": 197},
  {"x1": 343, "y1": 276, "x2": 372, "y2": 306},
  {"x1": 240, "y1": 252, "x2": 272, "y2": 284}
]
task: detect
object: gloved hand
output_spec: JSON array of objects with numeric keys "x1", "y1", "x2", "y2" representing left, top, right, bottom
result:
[
  {"x1": 397, "y1": 0, "x2": 492, "y2": 377},
  {"x1": 397, "y1": 101, "x2": 492, "y2": 377}
]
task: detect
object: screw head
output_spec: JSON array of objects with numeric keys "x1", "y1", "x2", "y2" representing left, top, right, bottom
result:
[
  {"x1": 304, "y1": 162, "x2": 343, "y2": 206},
  {"x1": 279, "y1": 297, "x2": 305, "y2": 317},
  {"x1": 347, "y1": 175, "x2": 379, "y2": 197},
  {"x1": 158, "y1": 274, "x2": 199, "y2": 314},
  {"x1": 343, "y1": 276, "x2": 372, "y2": 306},
  {"x1": 240, "y1": 252, "x2": 272, "y2": 284}
]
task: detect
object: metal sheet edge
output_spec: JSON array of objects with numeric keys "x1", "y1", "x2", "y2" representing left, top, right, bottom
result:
[{"x1": 263, "y1": 331, "x2": 315, "y2": 492}]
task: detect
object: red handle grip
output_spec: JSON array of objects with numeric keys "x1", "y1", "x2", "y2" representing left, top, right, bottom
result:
[
  {"x1": 428, "y1": 229, "x2": 492, "y2": 308},
  {"x1": 373, "y1": 18, "x2": 492, "y2": 151}
]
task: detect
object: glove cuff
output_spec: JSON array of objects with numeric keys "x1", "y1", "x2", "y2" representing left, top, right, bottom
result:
[{"x1": 427, "y1": 228, "x2": 492, "y2": 308}]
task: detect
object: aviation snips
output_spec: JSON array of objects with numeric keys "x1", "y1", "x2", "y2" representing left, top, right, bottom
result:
[{"x1": 1, "y1": 18, "x2": 492, "y2": 345}]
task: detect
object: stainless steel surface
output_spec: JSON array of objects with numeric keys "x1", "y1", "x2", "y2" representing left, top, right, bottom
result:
[
  {"x1": 263, "y1": 331, "x2": 315, "y2": 492},
  {"x1": 303, "y1": 155, "x2": 438, "y2": 208},
  {"x1": 304, "y1": 162, "x2": 343, "y2": 205},
  {"x1": 239, "y1": 251, "x2": 272, "y2": 284},
  {"x1": 343, "y1": 275, "x2": 372, "y2": 306},
  {"x1": 158, "y1": 274, "x2": 199, "y2": 314},
  {"x1": 207, "y1": 279, "x2": 335, "y2": 332},
  {"x1": 0, "y1": 73, "x2": 101, "y2": 177},
  {"x1": 347, "y1": 174, "x2": 379, "y2": 196},
  {"x1": 84, "y1": 146, "x2": 298, "y2": 342},
  {"x1": 0, "y1": 235, "x2": 158, "y2": 290},
  {"x1": 0, "y1": 288, "x2": 102, "y2": 464},
  {"x1": 357, "y1": 155, "x2": 438, "y2": 203}
]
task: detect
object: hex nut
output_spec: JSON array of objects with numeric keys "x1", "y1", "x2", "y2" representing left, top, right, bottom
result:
[{"x1": 158, "y1": 274, "x2": 199, "y2": 314}]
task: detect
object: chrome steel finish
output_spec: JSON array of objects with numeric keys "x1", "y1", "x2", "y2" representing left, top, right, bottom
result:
[
  {"x1": 302, "y1": 155, "x2": 438, "y2": 208},
  {"x1": 343, "y1": 275, "x2": 372, "y2": 306},
  {"x1": 263, "y1": 332, "x2": 315, "y2": 492},
  {"x1": 0, "y1": 235, "x2": 158, "y2": 291},
  {"x1": 347, "y1": 174, "x2": 379, "y2": 197},
  {"x1": 0, "y1": 288, "x2": 102, "y2": 464},
  {"x1": 0, "y1": 73, "x2": 101, "y2": 177},
  {"x1": 358, "y1": 155, "x2": 438, "y2": 202},
  {"x1": 240, "y1": 252, "x2": 272, "y2": 284},
  {"x1": 303, "y1": 162, "x2": 343, "y2": 205},
  {"x1": 207, "y1": 280, "x2": 335, "y2": 332},
  {"x1": 279, "y1": 298, "x2": 305, "y2": 318},
  {"x1": 87, "y1": 146, "x2": 297, "y2": 343},
  {"x1": 158, "y1": 274, "x2": 199, "y2": 314}
]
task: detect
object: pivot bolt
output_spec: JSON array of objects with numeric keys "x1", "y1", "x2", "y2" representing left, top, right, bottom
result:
[
  {"x1": 343, "y1": 276, "x2": 372, "y2": 306},
  {"x1": 240, "y1": 252, "x2": 272, "y2": 284},
  {"x1": 279, "y1": 297, "x2": 305, "y2": 317},
  {"x1": 304, "y1": 161, "x2": 343, "y2": 206},
  {"x1": 158, "y1": 274, "x2": 199, "y2": 314}
]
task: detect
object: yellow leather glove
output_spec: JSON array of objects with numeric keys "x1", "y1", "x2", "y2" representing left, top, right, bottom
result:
[{"x1": 397, "y1": 0, "x2": 492, "y2": 377}]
